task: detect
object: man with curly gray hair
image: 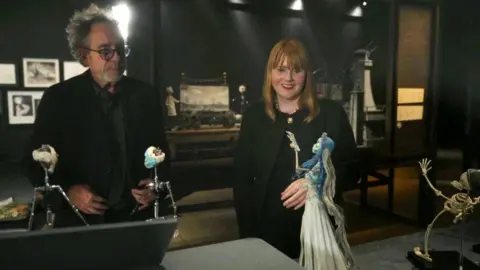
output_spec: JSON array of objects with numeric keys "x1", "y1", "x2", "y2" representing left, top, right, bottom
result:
[
  {"x1": 66, "y1": 3, "x2": 127, "y2": 86},
  {"x1": 25, "y1": 4, "x2": 170, "y2": 228}
]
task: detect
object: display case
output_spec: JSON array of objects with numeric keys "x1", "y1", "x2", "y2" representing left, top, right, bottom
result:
[
  {"x1": 167, "y1": 72, "x2": 239, "y2": 165},
  {"x1": 176, "y1": 72, "x2": 236, "y2": 130},
  {"x1": 314, "y1": 42, "x2": 387, "y2": 150}
]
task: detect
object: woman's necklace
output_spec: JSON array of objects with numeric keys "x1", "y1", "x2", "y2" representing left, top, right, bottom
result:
[{"x1": 276, "y1": 102, "x2": 299, "y2": 124}]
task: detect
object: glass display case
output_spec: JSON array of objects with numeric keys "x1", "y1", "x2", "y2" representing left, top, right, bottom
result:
[{"x1": 313, "y1": 42, "x2": 387, "y2": 149}]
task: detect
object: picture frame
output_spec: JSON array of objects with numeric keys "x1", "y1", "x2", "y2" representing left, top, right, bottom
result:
[
  {"x1": 22, "y1": 58, "x2": 60, "y2": 88},
  {"x1": 180, "y1": 85, "x2": 230, "y2": 113},
  {"x1": 0, "y1": 63, "x2": 17, "y2": 85},
  {"x1": 63, "y1": 61, "x2": 88, "y2": 80},
  {"x1": 6, "y1": 90, "x2": 44, "y2": 125},
  {"x1": 0, "y1": 90, "x2": 3, "y2": 116},
  {"x1": 63, "y1": 61, "x2": 127, "y2": 81}
]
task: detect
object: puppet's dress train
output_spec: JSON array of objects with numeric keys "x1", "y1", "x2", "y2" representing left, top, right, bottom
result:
[{"x1": 300, "y1": 186, "x2": 348, "y2": 269}]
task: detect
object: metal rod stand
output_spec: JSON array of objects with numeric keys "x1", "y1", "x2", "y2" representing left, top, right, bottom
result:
[
  {"x1": 27, "y1": 168, "x2": 89, "y2": 231},
  {"x1": 146, "y1": 167, "x2": 178, "y2": 219}
]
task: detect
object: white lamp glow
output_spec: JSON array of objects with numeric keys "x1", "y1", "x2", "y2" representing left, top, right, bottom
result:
[
  {"x1": 112, "y1": 3, "x2": 131, "y2": 41},
  {"x1": 348, "y1": 6, "x2": 363, "y2": 17},
  {"x1": 290, "y1": 0, "x2": 303, "y2": 11}
]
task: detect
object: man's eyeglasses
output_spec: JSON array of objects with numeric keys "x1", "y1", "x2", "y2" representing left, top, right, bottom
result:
[{"x1": 83, "y1": 46, "x2": 131, "y2": 61}]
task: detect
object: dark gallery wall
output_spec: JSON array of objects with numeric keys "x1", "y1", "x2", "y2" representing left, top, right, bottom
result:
[
  {"x1": 0, "y1": 0, "x2": 156, "y2": 162},
  {"x1": 435, "y1": 0, "x2": 469, "y2": 149},
  {"x1": 158, "y1": 0, "x2": 370, "y2": 103},
  {"x1": 436, "y1": 0, "x2": 480, "y2": 150},
  {"x1": 0, "y1": 0, "x2": 387, "y2": 163}
]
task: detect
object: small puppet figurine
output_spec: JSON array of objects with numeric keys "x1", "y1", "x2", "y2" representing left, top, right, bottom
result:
[
  {"x1": 32, "y1": 144, "x2": 59, "y2": 174},
  {"x1": 144, "y1": 146, "x2": 166, "y2": 169},
  {"x1": 238, "y1": 84, "x2": 248, "y2": 114},
  {"x1": 165, "y1": 86, "x2": 180, "y2": 116},
  {"x1": 288, "y1": 133, "x2": 357, "y2": 270}
]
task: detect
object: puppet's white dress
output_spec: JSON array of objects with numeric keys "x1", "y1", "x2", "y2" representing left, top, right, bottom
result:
[{"x1": 287, "y1": 132, "x2": 357, "y2": 270}]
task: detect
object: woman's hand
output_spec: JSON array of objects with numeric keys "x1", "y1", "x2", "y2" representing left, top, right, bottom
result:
[{"x1": 281, "y1": 178, "x2": 309, "y2": 210}]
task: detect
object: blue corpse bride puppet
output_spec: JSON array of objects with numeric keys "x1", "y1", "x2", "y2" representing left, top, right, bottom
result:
[{"x1": 287, "y1": 132, "x2": 357, "y2": 270}]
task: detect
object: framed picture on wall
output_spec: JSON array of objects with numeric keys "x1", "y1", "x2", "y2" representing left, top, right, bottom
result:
[
  {"x1": 6, "y1": 90, "x2": 44, "y2": 125},
  {"x1": 63, "y1": 61, "x2": 127, "y2": 80},
  {"x1": 0, "y1": 63, "x2": 17, "y2": 85},
  {"x1": 63, "y1": 61, "x2": 88, "y2": 80},
  {"x1": 22, "y1": 58, "x2": 60, "y2": 88},
  {"x1": 180, "y1": 85, "x2": 230, "y2": 113},
  {"x1": 0, "y1": 90, "x2": 3, "y2": 116}
]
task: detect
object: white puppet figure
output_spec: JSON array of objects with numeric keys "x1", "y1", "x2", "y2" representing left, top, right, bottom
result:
[
  {"x1": 238, "y1": 84, "x2": 248, "y2": 114},
  {"x1": 288, "y1": 132, "x2": 358, "y2": 270},
  {"x1": 32, "y1": 144, "x2": 59, "y2": 174},
  {"x1": 165, "y1": 86, "x2": 180, "y2": 116}
]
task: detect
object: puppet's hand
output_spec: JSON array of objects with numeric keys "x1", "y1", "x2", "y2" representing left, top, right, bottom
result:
[{"x1": 281, "y1": 178, "x2": 308, "y2": 210}]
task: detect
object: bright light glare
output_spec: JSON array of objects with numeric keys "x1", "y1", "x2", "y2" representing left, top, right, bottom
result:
[
  {"x1": 290, "y1": 0, "x2": 303, "y2": 11},
  {"x1": 349, "y1": 6, "x2": 363, "y2": 17},
  {"x1": 112, "y1": 3, "x2": 130, "y2": 41},
  {"x1": 362, "y1": 1, "x2": 367, "y2": 6}
]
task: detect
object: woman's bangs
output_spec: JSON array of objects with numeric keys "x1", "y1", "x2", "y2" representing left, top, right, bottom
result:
[{"x1": 272, "y1": 49, "x2": 304, "y2": 71}]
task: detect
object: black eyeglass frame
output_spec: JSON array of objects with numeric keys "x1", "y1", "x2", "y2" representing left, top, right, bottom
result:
[{"x1": 82, "y1": 46, "x2": 131, "y2": 61}]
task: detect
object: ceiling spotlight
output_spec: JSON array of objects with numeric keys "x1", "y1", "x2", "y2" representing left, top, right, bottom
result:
[
  {"x1": 348, "y1": 6, "x2": 363, "y2": 17},
  {"x1": 112, "y1": 3, "x2": 131, "y2": 41},
  {"x1": 290, "y1": 0, "x2": 303, "y2": 11},
  {"x1": 362, "y1": 1, "x2": 367, "y2": 6}
]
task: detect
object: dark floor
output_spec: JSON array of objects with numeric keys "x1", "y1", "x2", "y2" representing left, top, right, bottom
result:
[{"x1": 0, "y1": 149, "x2": 468, "y2": 250}]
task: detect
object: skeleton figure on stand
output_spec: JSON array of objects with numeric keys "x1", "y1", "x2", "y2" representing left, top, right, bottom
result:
[
  {"x1": 414, "y1": 158, "x2": 480, "y2": 262},
  {"x1": 28, "y1": 145, "x2": 88, "y2": 230},
  {"x1": 143, "y1": 146, "x2": 177, "y2": 220}
]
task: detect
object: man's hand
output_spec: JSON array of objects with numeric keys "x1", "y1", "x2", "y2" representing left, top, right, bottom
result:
[
  {"x1": 67, "y1": 185, "x2": 108, "y2": 215},
  {"x1": 281, "y1": 178, "x2": 309, "y2": 210},
  {"x1": 131, "y1": 179, "x2": 155, "y2": 210}
]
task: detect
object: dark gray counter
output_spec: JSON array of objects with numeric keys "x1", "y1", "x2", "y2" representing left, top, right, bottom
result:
[
  {"x1": 154, "y1": 223, "x2": 480, "y2": 270},
  {"x1": 159, "y1": 238, "x2": 304, "y2": 270},
  {"x1": 352, "y1": 222, "x2": 480, "y2": 269}
]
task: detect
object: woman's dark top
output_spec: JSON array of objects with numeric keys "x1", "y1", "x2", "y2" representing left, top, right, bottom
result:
[
  {"x1": 261, "y1": 108, "x2": 314, "y2": 220},
  {"x1": 233, "y1": 99, "x2": 359, "y2": 259},
  {"x1": 258, "y1": 108, "x2": 317, "y2": 258}
]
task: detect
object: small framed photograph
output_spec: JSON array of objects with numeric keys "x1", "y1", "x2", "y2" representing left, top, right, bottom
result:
[
  {"x1": 63, "y1": 61, "x2": 88, "y2": 80},
  {"x1": 180, "y1": 85, "x2": 230, "y2": 113},
  {"x1": 0, "y1": 63, "x2": 17, "y2": 85},
  {"x1": 6, "y1": 90, "x2": 44, "y2": 125},
  {"x1": 23, "y1": 58, "x2": 60, "y2": 88}
]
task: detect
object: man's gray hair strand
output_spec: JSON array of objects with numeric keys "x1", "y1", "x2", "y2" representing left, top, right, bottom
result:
[{"x1": 65, "y1": 4, "x2": 118, "y2": 66}]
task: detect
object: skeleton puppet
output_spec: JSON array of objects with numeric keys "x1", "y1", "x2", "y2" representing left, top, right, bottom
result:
[{"x1": 413, "y1": 159, "x2": 480, "y2": 262}]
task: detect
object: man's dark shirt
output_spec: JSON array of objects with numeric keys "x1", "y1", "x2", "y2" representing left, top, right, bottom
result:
[{"x1": 92, "y1": 79, "x2": 131, "y2": 210}]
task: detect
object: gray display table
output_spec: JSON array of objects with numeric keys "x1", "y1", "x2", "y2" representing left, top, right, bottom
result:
[
  {"x1": 140, "y1": 223, "x2": 480, "y2": 269},
  {"x1": 352, "y1": 222, "x2": 480, "y2": 269},
  {"x1": 159, "y1": 238, "x2": 304, "y2": 270}
]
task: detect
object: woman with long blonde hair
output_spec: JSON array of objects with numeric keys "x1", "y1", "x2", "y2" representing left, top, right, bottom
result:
[{"x1": 233, "y1": 38, "x2": 358, "y2": 260}]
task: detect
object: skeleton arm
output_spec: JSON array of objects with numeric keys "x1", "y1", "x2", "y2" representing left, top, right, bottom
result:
[
  {"x1": 472, "y1": 196, "x2": 480, "y2": 205},
  {"x1": 286, "y1": 131, "x2": 301, "y2": 171},
  {"x1": 418, "y1": 159, "x2": 450, "y2": 201}
]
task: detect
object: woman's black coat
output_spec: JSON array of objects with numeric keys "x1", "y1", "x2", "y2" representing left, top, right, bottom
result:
[{"x1": 233, "y1": 99, "x2": 359, "y2": 238}]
